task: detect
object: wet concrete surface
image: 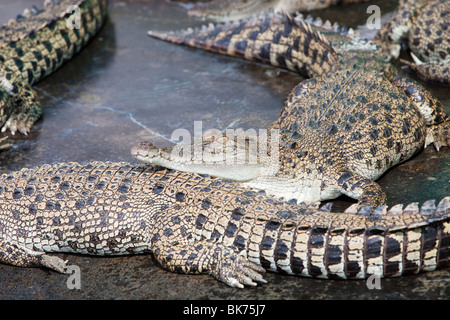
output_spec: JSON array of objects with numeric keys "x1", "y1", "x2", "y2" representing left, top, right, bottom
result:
[{"x1": 0, "y1": 0, "x2": 448, "y2": 299}]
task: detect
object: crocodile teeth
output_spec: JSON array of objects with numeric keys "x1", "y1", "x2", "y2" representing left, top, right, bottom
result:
[
  {"x1": 420, "y1": 200, "x2": 436, "y2": 215},
  {"x1": 387, "y1": 204, "x2": 404, "y2": 216},
  {"x1": 403, "y1": 202, "x2": 419, "y2": 215}
]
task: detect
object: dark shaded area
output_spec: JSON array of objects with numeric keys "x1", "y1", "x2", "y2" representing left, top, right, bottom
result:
[{"x1": 0, "y1": 0, "x2": 448, "y2": 299}]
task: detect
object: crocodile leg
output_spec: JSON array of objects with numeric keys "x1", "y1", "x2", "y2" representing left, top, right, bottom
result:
[
  {"x1": 391, "y1": 75, "x2": 450, "y2": 150},
  {"x1": 335, "y1": 170, "x2": 387, "y2": 209},
  {"x1": 152, "y1": 239, "x2": 266, "y2": 288},
  {"x1": 374, "y1": 0, "x2": 425, "y2": 59},
  {"x1": 404, "y1": 0, "x2": 450, "y2": 85},
  {"x1": 150, "y1": 210, "x2": 266, "y2": 288},
  {"x1": 400, "y1": 56, "x2": 450, "y2": 86},
  {"x1": 1, "y1": 81, "x2": 41, "y2": 135},
  {"x1": 375, "y1": 0, "x2": 449, "y2": 85},
  {"x1": 0, "y1": 239, "x2": 68, "y2": 273},
  {"x1": 425, "y1": 122, "x2": 450, "y2": 151}
]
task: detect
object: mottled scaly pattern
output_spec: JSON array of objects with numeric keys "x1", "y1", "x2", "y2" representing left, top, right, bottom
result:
[
  {"x1": 0, "y1": 161, "x2": 449, "y2": 287},
  {"x1": 177, "y1": 0, "x2": 370, "y2": 22},
  {"x1": 0, "y1": 0, "x2": 107, "y2": 147},
  {"x1": 375, "y1": 0, "x2": 450, "y2": 85},
  {"x1": 144, "y1": 12, "x2": 450, "y2": 209}
]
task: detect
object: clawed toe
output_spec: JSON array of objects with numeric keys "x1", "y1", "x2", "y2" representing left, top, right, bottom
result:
[
  {"x1": 40, "y1": 255, "x2": 69, "y2": 273},
  {"x1": 212, "y1": 251, "x2": 267, "y2": 288},
  {"x1": 1, "y1": 116, "x2": 32, "y2": 136}
]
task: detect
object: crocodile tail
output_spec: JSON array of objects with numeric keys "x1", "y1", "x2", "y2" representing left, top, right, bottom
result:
[
  {"x1": 148, "y1": 12, "x2": 339, "y2": 78},
  {"x1": 254, "y1": 198, "x2": 450, "y2": 279}
]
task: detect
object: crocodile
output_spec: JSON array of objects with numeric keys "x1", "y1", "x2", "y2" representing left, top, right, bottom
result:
[
  {"x1": 170, "y1": 0, "x2": 370, "y2": 22},
  {"x1": 0, "y1": 0, "x2": 108, "y2": 149},
  {"x1": 0, "y1": 160, "x2": 448, "y2": 287},
  {"x1": 144, "y1": 11, "x2": 450, "y2": 209},
  {"x1": 375, "y1": 0, "x2": 450, "y2": 85}
]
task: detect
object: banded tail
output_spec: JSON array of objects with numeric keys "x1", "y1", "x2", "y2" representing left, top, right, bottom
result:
[
  {"x1": 148, "y1": 12, "x2": 340, "y2": 78},
  {"x1": 237, "y1": 198, "x2": 450, "y2": 279}
]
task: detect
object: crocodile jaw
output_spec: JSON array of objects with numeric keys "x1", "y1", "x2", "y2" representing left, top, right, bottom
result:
[
  {"x1": 131, "y1": 141, "x2": 264, "y2": 182},
  {"x1": 144, "y1": 157, "x2": 263, "y2": 182}
]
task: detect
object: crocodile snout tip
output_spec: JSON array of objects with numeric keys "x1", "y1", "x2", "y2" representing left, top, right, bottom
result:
[{"x1": 131, "y1": 141, "x2": 154, "y2": 156}]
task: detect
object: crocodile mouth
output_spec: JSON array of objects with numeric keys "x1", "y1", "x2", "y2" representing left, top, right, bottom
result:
[{"x1": 131, "y1": 140, "x2": 265, "y2": 182}]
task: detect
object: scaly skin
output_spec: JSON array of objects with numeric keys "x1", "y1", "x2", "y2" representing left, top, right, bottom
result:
[
  {"x1": 172, "y1": 0, "x2": 370, "y2": 22},
  {"x1": 375, "y1": 0, "x2": 450, "y2": 85},
  {"x1": 144, "y1": 12, "x2": 450, "y2": 209},
  {"x1": 0, "y1": 161, "x2": 448, "y2": 287},
  {"x1": 0, "y1": 0, "x2": 108, "y2": 148}
]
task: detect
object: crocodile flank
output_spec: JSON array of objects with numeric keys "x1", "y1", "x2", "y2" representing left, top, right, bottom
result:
[
  {"x1": 0, "y1": 161, "x2": 449, "y2": 287},
  {"x1": 144, "y1": 11, "x2": 450, "y2": 210},
  {"x1": 0, "y1": 0, "x2": 107, "y2": 145}
]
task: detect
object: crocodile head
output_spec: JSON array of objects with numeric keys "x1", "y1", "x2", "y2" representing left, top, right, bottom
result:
[{"x1": 131, "y1": 140, "x2": 269, "y2": 182}]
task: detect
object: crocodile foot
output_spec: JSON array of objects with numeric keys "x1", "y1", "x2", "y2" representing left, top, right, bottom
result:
[
  {"x1": 425, "y1": 122, "x2": 450, "y2": 151},
  {"x1": 1, "y1": 112, "x2": 36, "y2": 135},
  {"x1": 400, "y1": 54, "x2": 450, "y2": 86},
  {"x1": 211, "y1": 247, "x2": 267, "y2": 288},
  {"x1": 40, "y1": 255, "x2": 69, "y2": 274}
]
